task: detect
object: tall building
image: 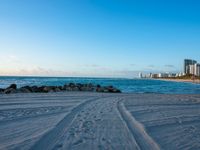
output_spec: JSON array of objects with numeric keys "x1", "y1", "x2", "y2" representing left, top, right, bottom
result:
[
  {"x1": 189, "y1": 65, "x2": 195, "y2": 75},
  {"x1": 139, "y1": 72, "x2": 143, "y2": 78},
  {"x1": 184, "y1": 59, "x2": 197, "y2": 74},
  {"x1": 194, "y1": 63, "x2": 200, "y2": 76}
]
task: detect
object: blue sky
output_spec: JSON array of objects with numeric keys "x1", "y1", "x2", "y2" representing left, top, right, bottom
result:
[{"x1": 0, "y1": 0, "x2": 200, "y2": 77}]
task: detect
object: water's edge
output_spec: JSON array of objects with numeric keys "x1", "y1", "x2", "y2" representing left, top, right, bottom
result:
[{"x1": 0, "y1": 77, "x2": 200, "y2": 94}]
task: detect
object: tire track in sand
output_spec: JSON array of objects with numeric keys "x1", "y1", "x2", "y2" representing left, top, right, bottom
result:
[
  {"x1": 30, "y1": 96, "x2": 105, "y2": 150},
  {"x1": 31, "y1": 95, "x2": 160, "y2": 150},
  {"x1": 117, "y1": 100, "x2": 160, "y2": 150}
]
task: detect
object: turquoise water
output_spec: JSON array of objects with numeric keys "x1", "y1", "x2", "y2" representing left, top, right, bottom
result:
[{"x1": 0, "y1": 76, "x2": 200, "y2": 94}]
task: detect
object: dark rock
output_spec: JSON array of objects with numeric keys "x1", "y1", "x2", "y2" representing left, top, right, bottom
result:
[
  {"x1": 19, "y1": 87, "x2": 31, "y2": 93},
  {"x1": 66, "y1": 87, "x2": 72, "y2": 91},
  {"x1": 0, "y1": 88, "x2": 4, "y2": 93},
  {"x1": 76, "y1": 83, "x2": 83, "y2": 88},
  {"x1": 96, "y1": 84, "x2": 101, "y2": 88},
  {"x1": 31, "y1": 86, "x2": 39, "y2": 92},
  {"x1": 7, "y1": 84, "x2": 17, "y2": 90},
  {"x1": 103, "y1": 88, "x2": 109, "y2": 93},
  {"x1": 80, "y1": 86, "x2": 93, "y2": 91},
  {"x1": 58, "y1": 86, "x2": 63, "y2": 91},
  {"x1": 54, "y1": 87, "x2": 61, "y2": 92},
  {"x1": 71, "y1": 87, "x2": 80, "y2": 91},
  {"x1": 37, "y1": 86, "x2": 46, "y2": 93},
  {"x1": 36, "y1": 86, "x2": 64, "y2": 93},
  {"x1": 116, "y1": 89, "x2": 121, "y2": 93},
  {"x1": 108, "y1": 85, "x2": 113, "y2": 89},
  {"x1": 4, "y1": 84, "x2": 17, "y2": 94},
  {"x1": 96, "y1": 87, "x2": 105, "y2": 92},
  {"x1": 4, "y1": 88, "x2": 16, "y2": 94},
  {"x1": 63, "y1": 84, "x2": 69, "y2": 90},
  {"x1": 43, "y1": 86, "x2": 54, "y2": 93},
  {"x1": 96, "y1": 86, "x2": 121, "y2": 93},
  {"x1": 112, "y1": 88, "x2": 121, "y2": 93},
  {"x1": 109, "y1": 88, "x2": 121, "y2": 93},
  {"x1": 63, "y1": 84, "x2": 70, "y2": 91},
  {"x1": 0, "y1": 83, "x2": 121, "y2": 94},
  {"x1": 20, "y1": 86, "x2": 33, "y2": 92},
  {"x1": 107, "y1": 86, "x2": 121, "y2": 93},
  {"x1": 107, "y1": 87, "x2": 114, "y2": 92},
  {"x1": 69, "y1": 83, "x2": 75, "y2": 88},
  {"x1": 87, "y1": 83, "x2": 93, "y2": 87}
]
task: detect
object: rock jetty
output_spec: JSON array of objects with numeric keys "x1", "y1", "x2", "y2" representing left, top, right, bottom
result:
[{"x1": 0, "y1": 83, "x2": 121, "y2": 94}]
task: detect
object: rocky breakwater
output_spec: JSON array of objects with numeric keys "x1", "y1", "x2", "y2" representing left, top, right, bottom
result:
[{"x1": 0, "y1": 83, "x2": 121, "y2": 94}]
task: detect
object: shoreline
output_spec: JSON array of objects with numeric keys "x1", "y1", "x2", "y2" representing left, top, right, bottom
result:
[{"x1": 157, "y1": 78, "x2": 200, "y2": 84}]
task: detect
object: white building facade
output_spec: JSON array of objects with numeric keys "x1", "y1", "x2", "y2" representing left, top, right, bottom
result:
[
  {"x1": 189, "y1": 65, "x2": 195, "y2": 75},
  {"x1": 188, "y1": 63, "x2": 200, "y2": 76},
  {"x1": 158, "y1": 73, "x2": 169, "y2": 78},
  {"x1": 139, "y1": 72, "x2": 143, "y2": 78},
  {"x1": 194, "y1": 63, "x2": 200, "y2": 76}
]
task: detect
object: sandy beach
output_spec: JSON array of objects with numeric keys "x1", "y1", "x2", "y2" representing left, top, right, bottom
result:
[
  {"x1": 158, "y1": 78, "x2": 200, "y2": 84},
  {"x1": 0, "y1": 92, "x2": 200, "y2": 150}
]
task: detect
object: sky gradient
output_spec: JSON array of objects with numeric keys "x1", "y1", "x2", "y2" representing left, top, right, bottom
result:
[{"x1": 0, "y1": 0, "x2": 200, "y2": 77}]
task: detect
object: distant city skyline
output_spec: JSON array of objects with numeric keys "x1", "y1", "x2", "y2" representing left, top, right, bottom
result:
[{"x1": 0, "y1": 0, "x2": 200, "y2": 77}]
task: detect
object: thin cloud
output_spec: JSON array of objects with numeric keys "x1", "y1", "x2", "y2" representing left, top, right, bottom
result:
[
  {"x1": 147, "y1": 65, "x2": 155, "y2": 68},
  {"x1": 82, "y1": 64, "x2": 100, "y2": 68},
  {"x1": 164, "y1": 65, "x2": 175, "y2": 68}
]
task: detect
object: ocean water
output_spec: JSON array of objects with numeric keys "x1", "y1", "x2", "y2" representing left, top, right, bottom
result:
[{"x1": 0, "y1": 76, "x2": 200, "y2": 94}]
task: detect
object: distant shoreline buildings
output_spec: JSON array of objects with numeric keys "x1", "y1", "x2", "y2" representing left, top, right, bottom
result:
[
  {"x1": 184, "y1": 59, "x2": 200, "y2": 76},
  {"x1": 139, "y1": 59, "x2": 200, "y2": 78}
]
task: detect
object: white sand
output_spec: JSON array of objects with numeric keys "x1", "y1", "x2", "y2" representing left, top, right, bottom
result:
[
  {"x1": 158, "y1": 78, "x2": 200, "y2": 84},
  {"x1": 0, "y1": 92, "x2": 200, "y2": 150}
]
